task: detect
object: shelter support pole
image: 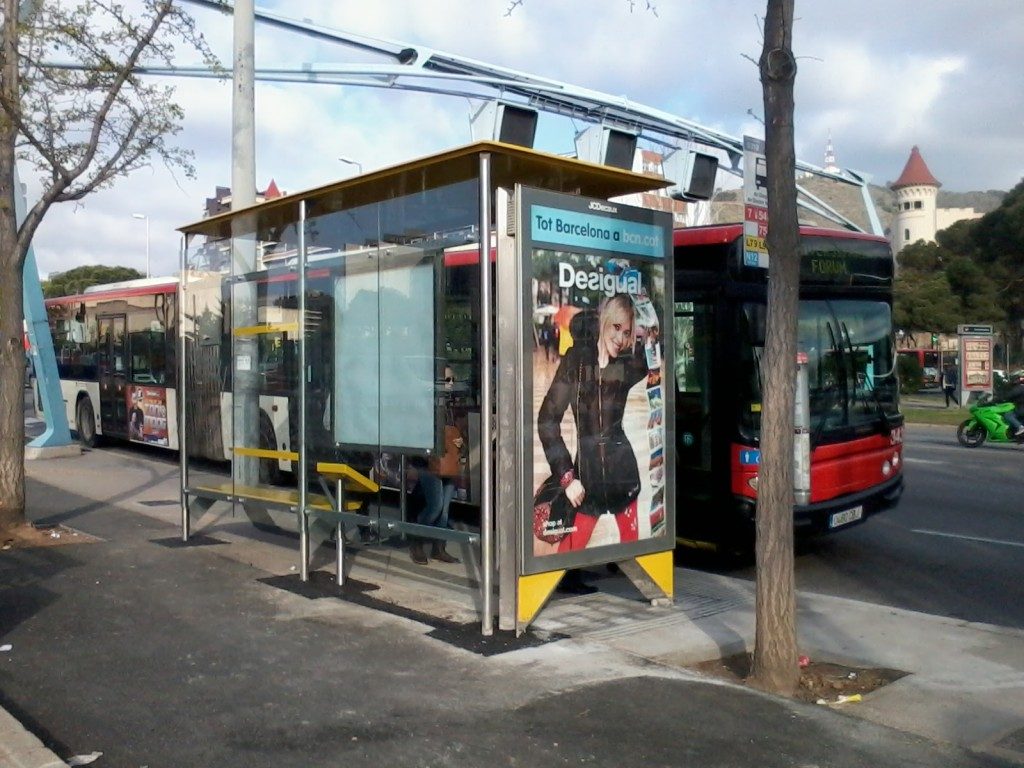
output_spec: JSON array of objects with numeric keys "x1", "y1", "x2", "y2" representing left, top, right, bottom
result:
[
  {"x1": 298, "y1": 200, "x2": 310, "y2": 580},
  {"x1": 179, "y1": 236, "x2": 190, "y2": 541},
  {"x1": 616, "y1": 553, "x2": 674, "y2": 605},
  {"x1": 335, "y1": 477, "x2": 346, "y2": 586},
  {"x1": 479, "y1": 152, "x2": 494, "y2": 635},
  {"x1": 495, "y1": 186, "x2": 519, "y2": 631}
]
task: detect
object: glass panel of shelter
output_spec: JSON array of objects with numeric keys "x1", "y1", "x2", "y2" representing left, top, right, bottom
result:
[
  {"x1": 181, "y1": 234, "x2": 233, "y2": 495},
  {"x1": 302, "y1": 178, "x2": 482, "y2": 551},
  {"x1": 180, "y1": 177, "x2": 482, "y2": 558}
]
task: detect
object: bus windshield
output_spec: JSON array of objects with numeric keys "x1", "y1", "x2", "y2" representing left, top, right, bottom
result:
[{"x1": 740, "y1": 299, "x2": 899, "y2": 440}]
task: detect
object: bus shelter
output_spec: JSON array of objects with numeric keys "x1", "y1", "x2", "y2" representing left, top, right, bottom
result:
[{"x1": 177, "y1": 141, "x2": 677, "y2": 633}]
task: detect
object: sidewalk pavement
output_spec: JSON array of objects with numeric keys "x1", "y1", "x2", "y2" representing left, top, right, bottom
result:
[{"x1": 2, "y1": 446, "x2": 1023, "y2": 766}]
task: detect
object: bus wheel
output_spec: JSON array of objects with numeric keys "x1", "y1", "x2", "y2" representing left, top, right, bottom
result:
[
  {"x1": 258, "y1": 414, "x2": 282, "y2": 486},
  {"x1": 76, "y1": 397, "x2": 98, "y2": 448}
]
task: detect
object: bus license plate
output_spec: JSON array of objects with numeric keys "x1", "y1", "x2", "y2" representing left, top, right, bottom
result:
[{"x1": 829, "y1": 505, "x2": 863, "y2": 529}]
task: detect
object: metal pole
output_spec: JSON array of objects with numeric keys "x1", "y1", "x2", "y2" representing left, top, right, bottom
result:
[
  {"x1": 479, "y1": 153, "x2": 493, "y2": 635},
  {"x1": 230, "y1": 0, "x2": 259, "y2": 486},
  {"x1": 793, "y1": 353, "x2": 811, "y2": 506},
  {"x1": 146, "y1": 217, "x2": 151, "y2": 278},
  {"x1": 179, "y1": 235, "x2": 190, "y2": 540},
  {"x1": 494, "y1": 186, "x2": 519, "y2": 632},
  {"x1": 232, "y1": 0, "x2": 255, "y2": 211},
  {"x1": 298, "y1": 200, "x2": 310, "y2": 580},
  {"x1": 336, "y1": 478, "x2": 345, "y2": 586}
]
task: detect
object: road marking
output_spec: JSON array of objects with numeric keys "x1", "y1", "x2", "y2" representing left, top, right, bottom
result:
[
  {"x1": 912, "y1": 529, "x2": 1024, "y2": 549},
  {"x1": 903, "y1": 457, "x2": 944, "y2": 464}
]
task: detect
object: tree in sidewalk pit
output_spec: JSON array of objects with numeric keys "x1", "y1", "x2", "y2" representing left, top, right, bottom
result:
[
  {"x1": 0, "y1": 1, "x2": 219, "y2": 537},
  {"x1": 42, "y1": 264, "x2": 143, "y2": 298},
  {"x1": 749, "y1": 0, "x2": 800, "y2": 696}
]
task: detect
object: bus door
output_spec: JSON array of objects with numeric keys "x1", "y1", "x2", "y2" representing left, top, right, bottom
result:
[
  {"x1": 674, "y1": 299, "x2": 714, "y2": 518},
  {"x1": 97, "y1": 314, "x2": 128, "y2": 438}
]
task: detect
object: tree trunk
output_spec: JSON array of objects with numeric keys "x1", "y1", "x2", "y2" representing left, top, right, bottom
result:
[
  {"x1": 0, "y1": 2, "x2": 28, "y2": 535},
  {"x1": 0, "y1": 256, "x2": 26, "y2": 533},
  {"x1": 749, "y1": 0, "x2": 800, "y2": 696}
]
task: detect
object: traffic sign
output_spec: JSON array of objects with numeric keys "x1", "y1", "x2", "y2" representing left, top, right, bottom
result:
[{"x1": 743, "y1": 136, "x2": 768, "y2": 269}]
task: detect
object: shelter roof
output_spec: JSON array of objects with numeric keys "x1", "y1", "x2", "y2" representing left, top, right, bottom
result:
[{"x1": 179, "y1": 141, "x2": 670, "y2": 240}]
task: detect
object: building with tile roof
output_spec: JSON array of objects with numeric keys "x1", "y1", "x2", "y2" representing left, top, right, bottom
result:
[{"x1": 891, "y1": 146, "x2": 982, "y2": 255}]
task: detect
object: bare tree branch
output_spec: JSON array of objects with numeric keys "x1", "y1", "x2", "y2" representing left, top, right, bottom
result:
[{"x1": 0, "y1": 0, "x2": 219, "y2": 533}]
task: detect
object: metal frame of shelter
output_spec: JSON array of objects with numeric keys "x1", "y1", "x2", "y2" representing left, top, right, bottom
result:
[{"x1": 177, "y1": 141, "x2": 676, "y2": 635}]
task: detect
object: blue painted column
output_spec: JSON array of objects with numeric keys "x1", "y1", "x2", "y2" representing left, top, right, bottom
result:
[{"x1": 17, "y1": 174, "x2": 73, "y2": 448}]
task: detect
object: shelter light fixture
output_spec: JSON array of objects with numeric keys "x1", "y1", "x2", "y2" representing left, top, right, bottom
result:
[
  {"x1": 470, "y1": 101, "x2": 539, "y2": 148},
  {"x1": 661, "y1": 149, "x2": 720, "y2": 201},
  {"x1": 574, "y1": 124, "x2": 638, "y2": 171}
]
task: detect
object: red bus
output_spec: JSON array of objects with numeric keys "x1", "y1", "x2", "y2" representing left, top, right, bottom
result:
[
  {"x1": 672, "y1": 224, "x2": 903, "y2": 547},
  {"x1": 897, "y1": 348, "x2": 941, "y2": 386}
]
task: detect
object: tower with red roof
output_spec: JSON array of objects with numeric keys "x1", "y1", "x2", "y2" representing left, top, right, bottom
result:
[{"x1": 891, "y1": 146, "x2": 941, "y2": 255}]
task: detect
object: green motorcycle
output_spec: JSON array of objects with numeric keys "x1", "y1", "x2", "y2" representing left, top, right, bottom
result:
[{"x1": 956, "y1": 397, "x2": 1024, "y2": 447}]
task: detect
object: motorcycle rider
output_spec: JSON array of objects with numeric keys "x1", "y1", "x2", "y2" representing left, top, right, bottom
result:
[{"x1": 1001, "y1": 381, "x2": 1024, "y2": 437}]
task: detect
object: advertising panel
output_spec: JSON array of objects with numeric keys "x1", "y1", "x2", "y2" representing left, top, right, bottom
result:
[
  {"x1": 333, "y1": 246, "x2": 437, "y2": 451},
  {"x1": 520, "y1": 187, "x2": 674, "y2": 575},
  {"x1": 128, "y1": 385, "x2": 169, "y2": 446},
  {"x1": 959, "y1": 333, "x2": 994, "y2": 392}
]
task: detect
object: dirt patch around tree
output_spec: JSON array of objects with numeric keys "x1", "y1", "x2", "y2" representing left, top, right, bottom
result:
[
  {"x1": 1, "y1": 522, "x2": 98, "y2": 551},
  {"x1": 692, "y1": 652, "x2": 907, "y2": 705}
]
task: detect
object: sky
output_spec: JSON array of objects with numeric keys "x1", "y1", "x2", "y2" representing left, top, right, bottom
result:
[{"x1": 21, "y1": 0, "x2": 1024, "y2": 280}]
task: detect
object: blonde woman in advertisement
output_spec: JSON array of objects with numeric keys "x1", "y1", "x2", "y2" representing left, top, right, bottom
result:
[{"x1": 535, "y1": 293, "x2": 651, "y2": 555}]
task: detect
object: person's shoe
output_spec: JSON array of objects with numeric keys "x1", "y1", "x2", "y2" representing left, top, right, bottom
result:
[
  {"x1": 1014, "y1": 427, "x2": 1024, "y2": 437},
  {"x1": 431, "y1": 541, "x2": 459, "y2": 564},
  {"x1": 409, "y1": 540, "x2": 428, "y2": 565}
]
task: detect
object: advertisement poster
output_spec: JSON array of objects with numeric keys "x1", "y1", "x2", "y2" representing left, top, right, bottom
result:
[
  {"x1": 960, "y1": 336, "x2": 993, "y2": 390},
  {"x1": 521, "y1": 188, "x2": 673, "y2": 575},
  {"x1": 128, "y1": 385, "x2": 169, "y2": 446}
]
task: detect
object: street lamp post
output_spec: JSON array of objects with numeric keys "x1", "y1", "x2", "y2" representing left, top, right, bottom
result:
[
  {"x1": 338, "y1": 156, "x2": 362, "y2": 176},
  {"x1": 132, "y1": 213, "x2": 150, "y2": 278}
]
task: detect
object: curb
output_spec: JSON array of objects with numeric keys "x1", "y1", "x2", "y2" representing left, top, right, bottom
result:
[{"x1": 0, "y1": 706, "x2": 67, "y2": 768}]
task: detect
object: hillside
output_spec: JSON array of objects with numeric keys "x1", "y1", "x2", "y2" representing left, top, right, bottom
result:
[{"x1": 709, "y1": 181, "x2": 1006, "y2": 236}]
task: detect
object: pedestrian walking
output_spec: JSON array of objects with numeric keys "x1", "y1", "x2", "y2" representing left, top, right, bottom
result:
[{"x1": 942, "y1": 363, "x2": 958, "y2": 407}]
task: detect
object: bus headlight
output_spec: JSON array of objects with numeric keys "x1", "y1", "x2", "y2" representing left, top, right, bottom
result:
[{"x1": 881, "y1": 460, "x2": 892, "y2": 477}]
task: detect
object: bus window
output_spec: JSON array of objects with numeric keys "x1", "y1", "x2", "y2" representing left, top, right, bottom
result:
[
  {"x1": 49, "y1": 303, "x2": 98, "y2": 379},
  {"x1": 738, "y1": 304, "x2": 765, "y2": 438},
  {"x1": 674, "y1": 303, "x2": 698, "y2": 394},
  {"x1": 129, "y1": 329, "x2": 167, "y2": 384},
  {"x1": 674, "y1": 300, "x2": 714, "y2": 475}
]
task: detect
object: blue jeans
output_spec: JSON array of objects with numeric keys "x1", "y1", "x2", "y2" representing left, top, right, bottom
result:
[
  {"x1": 1005, "y1": 410, "x2": 1024, "y2": 433},
  {"x1": 415, "y1": 471, "x2": 456, "y2": 529}
]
